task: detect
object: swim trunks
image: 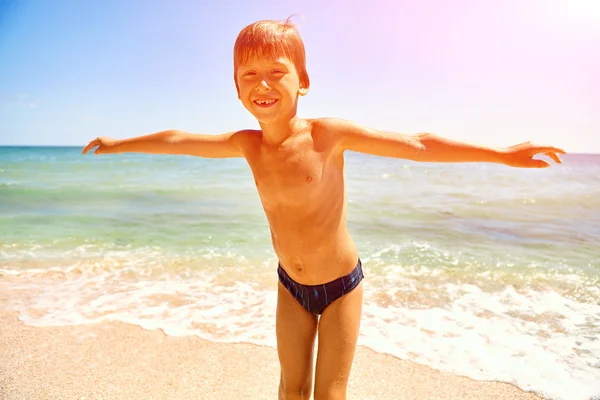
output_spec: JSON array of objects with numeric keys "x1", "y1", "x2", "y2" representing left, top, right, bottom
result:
[{"x1": 277, "y1": 259, "x2": 364, "y2": 315}]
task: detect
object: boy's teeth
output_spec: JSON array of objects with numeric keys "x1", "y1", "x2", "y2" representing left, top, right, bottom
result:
[{"x1": 255, "y1": 99, "x2": 276, "y2": 104}]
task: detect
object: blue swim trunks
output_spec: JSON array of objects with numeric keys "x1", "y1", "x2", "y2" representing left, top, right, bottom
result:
[{"x1": 277, "y1": 259, "x2": 364, "y2": 315}]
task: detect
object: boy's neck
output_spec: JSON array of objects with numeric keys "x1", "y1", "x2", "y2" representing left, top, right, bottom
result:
[{"x1": 259, "y1": 115, "x2": 307, "y2": 146}]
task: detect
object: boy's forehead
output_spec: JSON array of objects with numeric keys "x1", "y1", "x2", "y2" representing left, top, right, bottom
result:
[{"x1": 238, "y1": 55, "x2": 293, "y2": 68}]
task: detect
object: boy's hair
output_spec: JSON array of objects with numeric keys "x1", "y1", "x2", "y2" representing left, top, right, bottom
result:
[{"x1": 233, "y1": 17, "x2": 310, "y2": 95}]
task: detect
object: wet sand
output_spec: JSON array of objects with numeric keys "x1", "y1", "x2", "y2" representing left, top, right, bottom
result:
[{"x1": 0, "y1": 310, "x2": 545, "y2": 400}]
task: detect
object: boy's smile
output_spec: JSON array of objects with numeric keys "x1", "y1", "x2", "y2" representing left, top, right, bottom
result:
[{"x1": 253, "y1": 98, "x2": 279, "y2": 107}]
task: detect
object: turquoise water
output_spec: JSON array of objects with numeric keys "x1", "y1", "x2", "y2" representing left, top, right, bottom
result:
[{"x1": 1, "y1": 146, "x2": 599, "y2": 399}]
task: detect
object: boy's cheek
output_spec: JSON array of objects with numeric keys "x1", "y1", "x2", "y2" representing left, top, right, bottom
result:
[{"x1": 237, "y1": 89, "x2": 248, "y2": 102}]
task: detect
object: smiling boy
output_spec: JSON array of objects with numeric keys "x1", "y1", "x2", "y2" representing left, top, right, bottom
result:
[{"x1": 83, "y1": 18, "x2": 564, "y2": 400}]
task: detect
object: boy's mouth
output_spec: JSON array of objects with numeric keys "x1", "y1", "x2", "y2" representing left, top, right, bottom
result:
[{"x1": 253, "y1": 99, "x2": 278, "y2": 107}]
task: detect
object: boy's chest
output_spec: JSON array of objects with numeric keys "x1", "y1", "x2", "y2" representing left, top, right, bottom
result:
[
  {"x1": 246, "y1": 142, "x2": 330, "y2": 206},
  {"x1": 252, "y1": 147, "x2": 324, "y2": 188}
]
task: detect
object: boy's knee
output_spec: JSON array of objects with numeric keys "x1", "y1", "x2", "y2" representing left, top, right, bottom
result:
[
  {"x1": 313, "y1": 385, "x2": 346, "y2": 400},
  {"x1": 279, "y1": 378, "x2": 312, "y2": 400}
]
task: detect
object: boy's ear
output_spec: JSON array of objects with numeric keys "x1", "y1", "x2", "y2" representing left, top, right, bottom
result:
[{"x1": 298, "y1": 87, "x2": 309, "y2": 96}]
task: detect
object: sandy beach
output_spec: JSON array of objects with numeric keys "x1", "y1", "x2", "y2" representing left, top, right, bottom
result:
[{"x1": 0, "y1": 309, "x2": 544, "y2": 400}]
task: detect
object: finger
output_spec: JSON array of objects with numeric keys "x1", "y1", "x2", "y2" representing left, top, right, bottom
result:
[
  {"x1": 82, "y1": 139, "x2": 98, "y2": 154},
  {"x1": 545, "y1": 152, "x2": 562, "y2": 164},
  {"x1": 94, "y1": 147, "x2": 101, "y2": 155},
  {"x1": 553, "y1": 147, "x2": 567, "y2": 154},
  {"x1": 530, "y1": 159, "x2": 550, "y2": 168},
  {"x1": 532, "y1": 146, "x2": 566, "y2": 155}
]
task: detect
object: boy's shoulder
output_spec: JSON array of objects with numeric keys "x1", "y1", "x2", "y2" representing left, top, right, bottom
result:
[
  {"x1": 232, "y1": 129, "x2": 262, "y2": 137},
  {"x1": 231, "y1": 129, "x2": 262, "y2": 143},
  {"x1": 312, "y1": 117, "x2": 358, "y2": 133},
  {"x1": 309, "y1": 118, "x2": 357, "y2": 152},
  {"x1": 312, "y1": 118, "x2": 362, "y2": 143},
  {"x1": 225, "y1": 129, "x2": 262, "y2": 155}
]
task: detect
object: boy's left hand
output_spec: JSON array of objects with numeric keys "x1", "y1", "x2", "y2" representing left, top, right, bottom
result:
[{"x1": 502, "y1": 142, "x2": 566, "y2": 168}]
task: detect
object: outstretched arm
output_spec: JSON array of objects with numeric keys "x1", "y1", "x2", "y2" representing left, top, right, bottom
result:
[
  {"x1": 327, "y1": 118, "x2": 565, "y2": 168},
  {"x1": 82, "y1": 130, "x2": 247, "y2": 158}
]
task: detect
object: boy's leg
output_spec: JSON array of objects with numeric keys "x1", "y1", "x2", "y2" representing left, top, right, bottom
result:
[
  {"x1": 276, "y1": 282, "x2": 318, "y2": 400},
  {"x1": 313, "y1": 283, "x2": 363, "y2": 400}
]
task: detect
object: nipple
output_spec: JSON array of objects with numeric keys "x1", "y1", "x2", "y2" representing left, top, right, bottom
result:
[{"x1": 306, "y1": 176, "x2": 312, "y2": 183}]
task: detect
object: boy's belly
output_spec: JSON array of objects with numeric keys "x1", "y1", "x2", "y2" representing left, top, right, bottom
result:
[{"x1": 268, "y1": 216, "x2": 359, "y2": 285}]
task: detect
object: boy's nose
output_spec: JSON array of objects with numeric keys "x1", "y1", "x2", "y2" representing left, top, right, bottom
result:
[{"x1": 255, "y1": 79, "x2": 271, "y2": 91}]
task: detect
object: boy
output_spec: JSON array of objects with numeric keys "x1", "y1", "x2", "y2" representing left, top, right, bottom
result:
[{"x1": 83, "y1": 18, "x2": 564, "y2": 400}]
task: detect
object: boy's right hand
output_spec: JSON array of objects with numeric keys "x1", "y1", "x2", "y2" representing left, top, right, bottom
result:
[{"x1": 82, "y1": 136, "x2": 119, "y2": 155}]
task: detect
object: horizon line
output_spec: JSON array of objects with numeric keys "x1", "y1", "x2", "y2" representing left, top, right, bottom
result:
[{"x1": 0, "y1": 144, "x2": 598, "y2": 156}]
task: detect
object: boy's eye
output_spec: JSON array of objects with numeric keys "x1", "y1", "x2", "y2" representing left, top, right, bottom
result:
[
  {"x1": 271, "y1": 69, "x2": 285, "y2": 74},
  {"x1": 243, "y1": 71, "x2": 257, "y2": 77}
]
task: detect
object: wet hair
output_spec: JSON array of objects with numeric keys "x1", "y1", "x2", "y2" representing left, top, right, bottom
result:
[{"x1": 233, "y1": 17, "x2": 310, "y2": 94}]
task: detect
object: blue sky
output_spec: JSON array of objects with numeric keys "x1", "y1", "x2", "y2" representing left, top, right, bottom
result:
[{"x1": 1, "y1": 0, "x2": 598, "y2": 152}]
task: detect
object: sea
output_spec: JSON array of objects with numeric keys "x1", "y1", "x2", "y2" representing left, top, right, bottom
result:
[{"x1": 0, "y1": 146, "x2": 598, "y2": 400}]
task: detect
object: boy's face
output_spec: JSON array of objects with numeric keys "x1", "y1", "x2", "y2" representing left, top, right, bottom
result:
[{"x1": 236, "y1": 56, "x2": 308, "y2": 124}]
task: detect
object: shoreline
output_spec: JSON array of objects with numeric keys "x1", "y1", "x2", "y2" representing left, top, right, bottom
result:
[{"x1": 0, "y1": 310, "x2": 544, "y2": 400}]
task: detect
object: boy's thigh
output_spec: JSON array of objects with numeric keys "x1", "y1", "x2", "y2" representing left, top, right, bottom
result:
[
  {"x1": 276, "y1": 283, "x2": 318, "y2": 389},
  {"x1": 314, "y1": 282, "x2": 363, "y2": 399}
]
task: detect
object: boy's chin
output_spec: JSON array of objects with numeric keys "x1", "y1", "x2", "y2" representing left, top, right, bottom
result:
[
  {"x1": 254, "y1": 115, "x2": 281, "y2": 125},
  {"x1": 249, "y1": 110, "x2": 283, "y2": 124}
]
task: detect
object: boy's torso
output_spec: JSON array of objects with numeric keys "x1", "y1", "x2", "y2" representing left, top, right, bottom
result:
[{"x1": 240, "y1": 119, "x2": 358, "y2": 285}]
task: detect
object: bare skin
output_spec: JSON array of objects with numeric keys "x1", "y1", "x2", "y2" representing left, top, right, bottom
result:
[{"x1": 83, "y1": 55, "x2": 565, "y2": 400}]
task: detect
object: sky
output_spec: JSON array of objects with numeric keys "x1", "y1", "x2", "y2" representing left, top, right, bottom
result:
[{"x1": 0, "y1": 0, "x2": 598, "y2": 152}]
